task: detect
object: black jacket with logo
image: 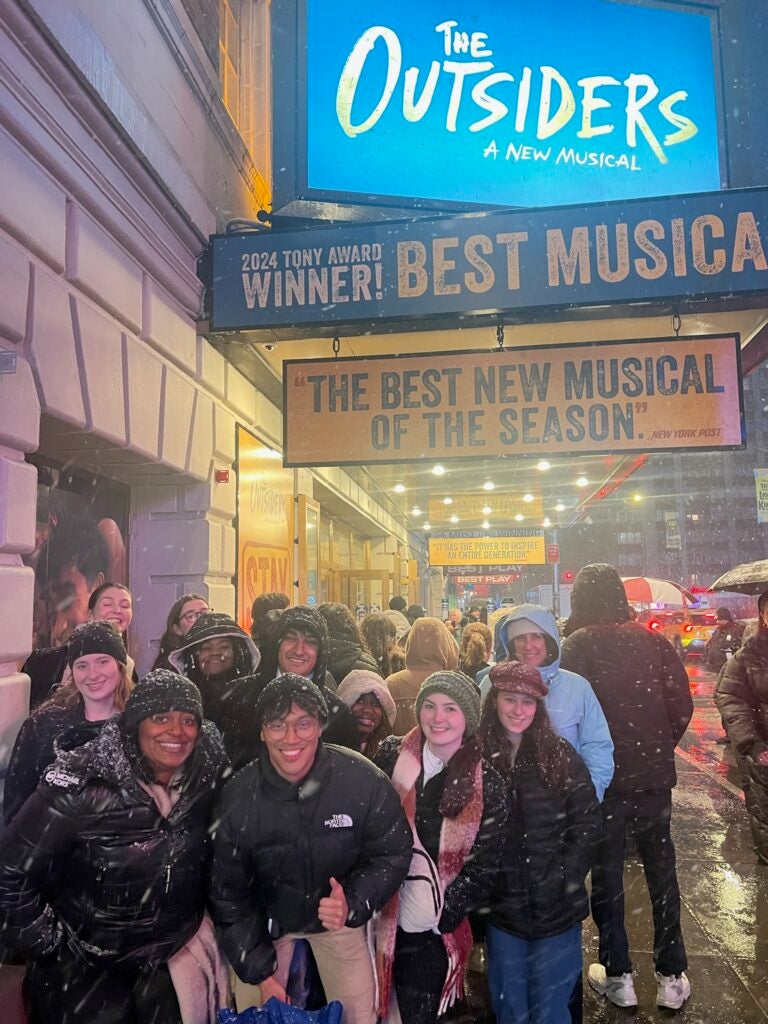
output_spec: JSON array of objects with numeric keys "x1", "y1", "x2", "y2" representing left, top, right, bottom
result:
[{"x1": 210, "y1": 743, "x2": 412, "y2": 984}]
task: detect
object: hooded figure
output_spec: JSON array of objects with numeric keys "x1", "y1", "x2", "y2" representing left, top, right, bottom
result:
[
  {"x1": 478, "y1": 604, "x2": 614, "y2": 800},
  {"x1": 385, "y1": 617, "x2": 460, "y2": 736},
  {"x1": 559, "y1": 563, "x2": 692, "y2": 1012},
  {"x1": 254, "y1": 606, "x2": 360, "y2": 750},
  {"x1": 317, "y1": 602, "x2": 381, "y2": 685},
  {"x1": 169, "y1": 612, "x2": 261, "y2": 767}
]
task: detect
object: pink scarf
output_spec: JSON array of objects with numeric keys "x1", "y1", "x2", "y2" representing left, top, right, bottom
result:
[{"x1": 376, "y1": 728, "x2": 483, "y2": 1018}]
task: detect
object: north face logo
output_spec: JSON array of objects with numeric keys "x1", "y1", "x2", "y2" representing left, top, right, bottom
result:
[{"x1": 324, "y1": 814, "x2": 353, "y2": 829}]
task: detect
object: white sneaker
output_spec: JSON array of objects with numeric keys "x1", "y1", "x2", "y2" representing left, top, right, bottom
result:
[
  {"x1": 656, "y1": 971, "x2": 691, "y2": 1009},
  {"x1": 587, "y1": 964, "x2": 638, "y2": 1007}
]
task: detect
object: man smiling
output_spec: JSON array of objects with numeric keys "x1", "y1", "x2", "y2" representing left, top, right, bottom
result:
[{"x1": 210, "y1": 675, "x2": 411, "y2": 1024}]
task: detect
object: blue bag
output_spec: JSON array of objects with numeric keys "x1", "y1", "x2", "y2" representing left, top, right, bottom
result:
[{"x1": 218, "y1": 996, "x2": 343, "y2": 1024}]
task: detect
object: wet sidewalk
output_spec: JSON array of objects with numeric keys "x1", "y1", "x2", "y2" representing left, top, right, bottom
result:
[{"x1": 582, "y1": 663, "x2": 767, "y2": 1023}]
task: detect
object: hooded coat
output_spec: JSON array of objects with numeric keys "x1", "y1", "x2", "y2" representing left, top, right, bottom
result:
[
  {"x1": 385, "y1": 618, "x2": 460, "y2": 736},
  {"x1": 253, "y1": 607, "x2": 360, "y2": 751},
  {"x1": 0, "y1": 717, "x2": 228, "y2": 971},
  {"x1": 169, "y1": 612, "x2": 262, "y2": 768},
  {"x1": 325, "y1": 635, "x2": 380, "y2": 686},
  {"x1": 478, "y1": 604, "x2": 614, "y2": 801},
  {"x1": 560, "y1": 564, "x2": 692, "y2": 796}
]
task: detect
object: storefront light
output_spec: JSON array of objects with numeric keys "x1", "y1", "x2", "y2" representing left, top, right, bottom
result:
[{"x1": 432, "y1": 465, "x2": 446, "y2": 476}]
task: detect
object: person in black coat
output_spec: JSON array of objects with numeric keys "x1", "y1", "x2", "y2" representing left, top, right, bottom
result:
[
  {"x1": 479, "y1": 661, "x2": 601, "y2": 1024},
  {"x1": 317, "y1": 602, "x2": 381, "y2": 684},
  {"x1": 715, "y1": 589, "x2": 768, "y2": 862},
  {"x1": 255, "y1": 606, "x2": 361, "y2": 751},
  {"x1": 4, "y1": 621, "x2": 133, "y2": 824},
  {"x1": 0, "y1": 671, "x2": 231, "y2": 1024},
  {"x1": 209, "y1": 675, "x2": 411, "y2": 1024},
  {"x1": 560, "y1": 563, "x2": 693, "y2": 1012}
]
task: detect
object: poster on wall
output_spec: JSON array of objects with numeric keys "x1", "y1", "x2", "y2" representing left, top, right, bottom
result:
[
  {"x1": 23, "y1": 458, "x2": 130, "y2": 650},
  {"x1": 236, "y1": 427, "x2": 295, "y2": 633}
]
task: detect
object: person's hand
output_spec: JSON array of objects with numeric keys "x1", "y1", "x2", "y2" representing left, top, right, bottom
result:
[
  {"x1": 756, "y1": 751, "x2": 768, "y2": 766},
  {"x1": 259, "y1": 975, "x2": 289, "y2": 1004},
  {"x1": 318, "y1": 876, "x2": 349, "y2": 931}
]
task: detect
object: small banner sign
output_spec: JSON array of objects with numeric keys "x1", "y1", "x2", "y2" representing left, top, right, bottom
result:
[
  {"x1": 427, "y1": 492, "x2": 543, "y2": 521},
  {"x1": 755, "y1": 469, "x2": 768, "y2": 524},
  {"x1": 453, "y1": 574, "x2": 520, "y2": 585},
  {"x1": 283, "y1": 334, "x2": 743, "y2": 466},
  {"x1": 430, "y1": 532, "x2": 545, "y2": 566}
]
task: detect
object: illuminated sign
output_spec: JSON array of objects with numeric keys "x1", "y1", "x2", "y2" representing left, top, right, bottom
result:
[
  {"x1": 210, "y1": 188, "x2": 768, "y2": 336},
  {"x1": 236, "y1": 428, "x2": 295, "y2": 631},
  {"x1": 277, "y1": 0, "x2": 722, "y2": 211},
  {"x1": 430, "y1": 533, "x2": 546, "y2": 567},
  {"x1": 283, "y1": 335, "x2": 743, "y2": 466},
  {"x1": 428, "y1": 493, "x2": 543, "y2": 522},
  {"x1": 454, "y1": 574, "x2": 520, "y2": 585}
]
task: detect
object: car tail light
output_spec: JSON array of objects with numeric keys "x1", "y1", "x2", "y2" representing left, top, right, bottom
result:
[
  {"x1": 684, "y1": 624, "x2": 694, "y2": 632},
  {"x1": 648, "y1": 620, "x2": 660, "y2": 630}
]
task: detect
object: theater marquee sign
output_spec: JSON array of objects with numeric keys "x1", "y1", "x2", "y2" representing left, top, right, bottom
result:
[{"x1": 283, "y1": 335, "x2": 743, "y2": 466}]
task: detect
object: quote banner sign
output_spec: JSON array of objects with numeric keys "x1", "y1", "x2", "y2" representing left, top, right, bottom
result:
[
  {"x1": 283, "y1": 334, "x2": 744, "y2": 467},
  {"x1": 430, "y1": 533, "x2": 545, "y2": 567},
  {"x1": 428, "y1": 493, "x2": 544, "y2": 521},
  {"x1": 301, "y1": 0, "x2": 721, "y2": 210},
  {"x1": 210, "y1": 187, "x2": 768, "y2": 335}
]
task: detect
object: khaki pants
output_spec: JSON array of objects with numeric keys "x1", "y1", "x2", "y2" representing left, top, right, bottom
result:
[{"x1": 273, "y1": 927, "x2": 376, "y2": 1024}]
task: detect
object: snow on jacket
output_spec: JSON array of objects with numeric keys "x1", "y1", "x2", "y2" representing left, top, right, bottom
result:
[
  {"x1": 715, "y1": 630, "x2": 768, "y2": 761},
  {"x1": 561, "y1": 620, "x2": 692, "y2": 794},
  {"x1": 385, "y1": 618, "x2": 459, "y2": 736},
  {"x1": 0, "y1": 717, "x2": 229, "y2": 970},
  {"x1": 478, "y1": 604, "x2": 614, "y2": 800},
  {"x1": 209, "y1": 742, "x2": 412, "y2": 985},
  {"x1": 3, "y1": 704, "x2": 105, "y2": 824},
  {"x1": 490, "y1": 733, "x2": 601, "y2": 940},
  {"x1": 325, "y1": 636, "x2": 381, "y2": 686}
]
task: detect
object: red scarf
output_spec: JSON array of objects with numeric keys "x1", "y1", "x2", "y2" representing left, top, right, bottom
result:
[{"x1": 376, "y1": 728, "x2": 483, "y2": 1018}]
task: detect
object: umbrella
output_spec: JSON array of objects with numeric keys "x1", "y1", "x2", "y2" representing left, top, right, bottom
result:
[
  {"x1": 710, "y1": 560, "x2": 768, "y2": 596},
  {"x1": 621, "y1": 577, "x2": 695, "y2": 606}
]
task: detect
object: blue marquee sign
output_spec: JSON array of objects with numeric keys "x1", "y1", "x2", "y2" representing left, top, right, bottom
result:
[
  {"x1": 274, "y1": 0, "x2": 724, "y2": 213},
  {"x1": 210, "y1": 186, "x2": 768, "y2": 335}
]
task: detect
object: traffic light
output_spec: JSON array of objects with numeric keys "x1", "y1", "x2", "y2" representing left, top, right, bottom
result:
[{"x1": 561, "y1": 569, "x2": 575, "y2": 583}]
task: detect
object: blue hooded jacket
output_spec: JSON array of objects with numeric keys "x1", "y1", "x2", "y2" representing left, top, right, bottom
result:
[{"x1": 479, "y1": 604, "x2": 614, "y2": 800}]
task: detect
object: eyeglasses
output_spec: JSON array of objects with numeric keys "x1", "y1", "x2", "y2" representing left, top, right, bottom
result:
[
  {"x1": 263, "y1": 717, "x2": 319, "y2": 739},
  {"x1": 180, "y1": 608, "x2": 208, "y2": 624}
]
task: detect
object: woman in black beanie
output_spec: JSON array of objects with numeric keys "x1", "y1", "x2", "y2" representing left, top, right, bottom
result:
[
  {"x1": 0, "y1": 668, "x2": 231, "y2": 1024},
  {"x1": 4, "y1": 620, "x2": 133, "y2": 824}
]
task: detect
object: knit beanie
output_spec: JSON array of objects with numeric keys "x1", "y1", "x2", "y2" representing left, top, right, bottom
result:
[
  {"x1": 415, "y1": 670, "x2": 481, "y2": 736},
  {"x1": 503, "y1": 617, "x2": 542, "y2": 642},
  {"x1": 123, "y1": 669, "x2": 203, "y2": 733},
  {"x1": 489, "y1": 661, "x2": 549, "y2": 700},
  {"x1": 67, "y1": 620, "x2": 127, "y2": 668},
  {"x1": 255, "y1": 673, "x2": 329, "y2": 729}
]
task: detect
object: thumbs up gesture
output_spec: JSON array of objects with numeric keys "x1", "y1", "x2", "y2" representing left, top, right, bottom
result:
[{"x1": 318, "y1": 876, "x2": 349, "y2": 931}]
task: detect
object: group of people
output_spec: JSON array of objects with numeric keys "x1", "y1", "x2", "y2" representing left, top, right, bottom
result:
[{"x1": 0, "y1": 564, "x2": 704, "y2": 1024}]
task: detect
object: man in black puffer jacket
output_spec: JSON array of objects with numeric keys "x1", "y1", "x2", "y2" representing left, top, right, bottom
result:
[
  {"x1": 561, "y1": 563, "x2": 693, "y2": 1012},
  {"x1": 210, "y1": 675, "x2": 412, "y2": 1024}
]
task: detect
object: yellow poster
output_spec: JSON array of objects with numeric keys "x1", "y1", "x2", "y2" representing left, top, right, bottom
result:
[
  {"x1": 284, "y1": 335, "x2": 743, "y2": 466},
  {"x1": 237, "y1": 428, "x2": 294, "y2": 632},
  {"x1": 429, "y1": 534, "x2": 546, "y2": 567},
  {"x1": 428, "y1": 492, "x2": 544, "y2": 522}
]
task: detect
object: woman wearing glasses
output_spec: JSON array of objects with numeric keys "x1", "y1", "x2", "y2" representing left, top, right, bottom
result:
[{"x1": 152, "y1": 594, "x2": 210, "y2": 671}]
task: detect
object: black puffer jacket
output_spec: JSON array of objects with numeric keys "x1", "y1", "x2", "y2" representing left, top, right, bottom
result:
[
  {"x1": 0, "y1": 717, "x2": 228, "y2": 970},
  {"x1": 715, "y1": 631, "x2": 768, "y2": 760},
  {"x1": 3, "y1": 704, "x2": 104, "y2": 824},
  {"x1": 490, "y1": 735, "x2": 601, "y2": 940},
  {"x1": 210, "y1": 743, "x2": 412, "y2": 985},
  {"x1": 561, "y1": 622, "x2": 692, "y2": 794},
  {"x1": 326, "y1": 637, "x2": 380, "y2": 686}
]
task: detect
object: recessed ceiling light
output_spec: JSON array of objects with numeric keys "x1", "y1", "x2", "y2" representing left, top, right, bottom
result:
[
  {"x1": 542, "y1": 517, "x2": 551, "y2": 527},
  {"x1": 432, "y1": 464, "x2": 446, "y2": 476},
  {"x1": 482, "y1": 520, "x2": 490, "y2": 529},
  {"x1": 482, "y1": 481, "x2": 495, "y2": 491},
  {"x1": 449, "y1": 514, "x2": 459, "y2": 523},
  {"x1": 555, "y1": 502, "x2": 566, "y2": 512},
  {"x1": 514, "y1": 513, "x2": 524, "y2": 522},
  {"x1": 576, "y1": 476, "x2": 589, "y2": 488},
  {"x1": 632, "y1": 492, "x2": 643, "y2": 502},
  {"x1": 522, "y1": 493, "x2": 535, "y2": 503},
  {"x1": 443, "y1": 497, "x2": 453, "y2": 505},
  {"x1": 411, "y1": 507, "x2": 422, "y2": 517},
  {"x1": 423, "y1": 522, "x2": 431, "y2": 530},
  {"x1": 393, "y1": 483, "x2": 406, "y2": 494},
  {"x1": 482, "y1": 505, "x2": 492, "y2": 515},
  {"x1": 536, "y1": 460, "x2": 551, "y2": 471}
]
